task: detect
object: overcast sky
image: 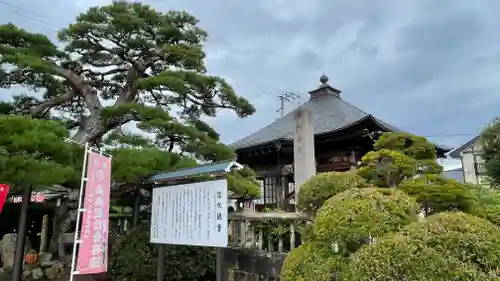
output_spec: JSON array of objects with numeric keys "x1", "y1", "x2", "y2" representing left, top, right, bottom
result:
[{"x1": 2, "y1": 0, "x2": 499, "y2": 169}]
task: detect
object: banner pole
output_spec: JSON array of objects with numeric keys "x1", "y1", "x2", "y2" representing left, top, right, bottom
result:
[{"x1": 69, "y1": 143, "x2": 89, "y2": 281}]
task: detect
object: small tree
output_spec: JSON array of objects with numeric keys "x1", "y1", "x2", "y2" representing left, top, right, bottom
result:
[
  {"x1": 358, "y1": 132, "x2": 445, "y2": 188},
  {"x1": 358, "y1": 149, "x2": 416, "y2": 187},
  {"x1": 373, "y1": 132, "x2": 443, "y2": 174},
  {"x1": 479, "y1": 117, "x2": 500, "y2": 187},
  {"x1": 0, "y1": 115, "x2": 76, "y2": 279}
]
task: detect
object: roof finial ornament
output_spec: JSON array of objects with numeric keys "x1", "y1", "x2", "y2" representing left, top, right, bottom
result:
[{"x1": 320, "y1": 74, "x2": 329, "y2": 85}]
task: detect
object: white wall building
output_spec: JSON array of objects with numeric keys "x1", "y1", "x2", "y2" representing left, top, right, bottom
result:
[{"x1": 449, "y1": 136, "x2": 489, "y2": 185}]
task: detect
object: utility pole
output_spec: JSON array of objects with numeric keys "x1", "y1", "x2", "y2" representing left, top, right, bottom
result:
[{"x1": 277, "y1": 92, "x2": 300, "y2": 117}]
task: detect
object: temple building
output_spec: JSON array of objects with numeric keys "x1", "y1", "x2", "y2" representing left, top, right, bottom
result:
[{"x1": 230, "y1": 75, "x2": 451, "y2": 210}]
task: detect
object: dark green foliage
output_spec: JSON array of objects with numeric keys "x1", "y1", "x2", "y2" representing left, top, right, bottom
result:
[
  {"x1": 297, "y1": 171, "x2": 368, "y2": 213},
  {"x1": 0, "y1": 115, "x2": 76, "y2": 191},
  {"x1": 400, "y1": 174, "x2": 477, "y2": 214},
  {"x1": 0, "y1": 101, "x2": 14, "y2": 114},
  {"x1": 480, "y1": 118, "x2": 500, "y2": 186},
  {"x1": 107, "y1": 133, "x2": 260, "y2": 200},
  {"x1": 109, "y1": 147, "x2": 197, "y2": 183},
  {"x1": 111, "y1": 225, "x2": 215, "y2": 281}
]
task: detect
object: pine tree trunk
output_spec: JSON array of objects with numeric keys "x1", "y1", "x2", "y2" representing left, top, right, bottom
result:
[{"x1": 48, "y1": 200, "x2": 69, "y2": 256}]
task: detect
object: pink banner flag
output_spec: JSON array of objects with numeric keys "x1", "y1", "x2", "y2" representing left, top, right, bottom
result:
[{"x1": 76, "y1": 152, "x2": 111, "y2": 274}]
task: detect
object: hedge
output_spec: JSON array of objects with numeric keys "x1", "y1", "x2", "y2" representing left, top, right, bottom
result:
[
  {"x1": 343, "y1": 233, "x2": 490, "y2": 281},
  {"x1": 312, "y1": 188, "x2": 419, "y2": 249},
  {"x1": 280, "y1": 242, "x2": 345, "y2": 281},
  {"x1": 401, "y1": 212, "x2": 500, "y2": 276},
  {"x1": 296, "y1": 171, "x2": 368, "y2": 213}
]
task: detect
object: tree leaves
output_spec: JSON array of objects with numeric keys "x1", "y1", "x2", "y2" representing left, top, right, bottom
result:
[
  {"x1": 0, "y1": 1, "x2": 255, "y2": 143},
  {"x1": 110, "y1": 225, "x2": 216, "y2": 281},
  {"x1": 479, "y1": 117, "x2": 500, "y2": 186},
  {"x1": 109, "y1": 147, "x2": 197, "y2": 183},
  {"x1": 400, "y1": 175, "x2": 477, "y2": 215},
  {"x1": 0, "y1": 116, "x2": 76, "y2": 191}
]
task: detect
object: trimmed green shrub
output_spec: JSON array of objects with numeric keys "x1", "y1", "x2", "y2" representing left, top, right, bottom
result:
[
  {"x1": 400, "y1": 174, "x2": 477, "y2": 214},
  {"x1": 474, "y1": 204, "x2": 500, "y2": 226},
  {"x1": 401, "y1": 212, "x2": 500, "y2": 275},
  {"x1": 470, "y1": 187, "x2": 500, "y2": 226},
  {"x1": 280, "y1": 242, "x2": 345, "y2": 281},
  {"x1": 343, "y1": 233, "x2": 490, "y2": 281},
  {"x1": 312, "y1": 188, "x2": 419, "y2": 250},
  {"x1": 297, "y1": 171, "x2": 368, "y2": 213},
  {"x1": 357, "y1": 149, "x2": 417, "y2": 187}
]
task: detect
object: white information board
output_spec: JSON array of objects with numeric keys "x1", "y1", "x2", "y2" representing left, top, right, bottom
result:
[{"x1": 150, "y1": 179, "x2": 228, "y2": 247}]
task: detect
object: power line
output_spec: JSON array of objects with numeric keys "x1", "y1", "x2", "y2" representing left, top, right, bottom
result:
[
  {"x1": 0, "y1": 0, "x2": 295, "y2": 100},
  {"x1": 0, "y1": 0, "x2": 59, "y2": 31}
]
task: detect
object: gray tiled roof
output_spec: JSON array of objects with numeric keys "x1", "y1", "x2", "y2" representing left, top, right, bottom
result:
[
  {"x1": 231, "y1": 93, "x2": 397, "y2": 149},
  {"x1": 231, "y1": 93, "x2": 451, "y2": 152},
  {"x1": 448, "y1": 135, "x2": 480, "y2": 158}
]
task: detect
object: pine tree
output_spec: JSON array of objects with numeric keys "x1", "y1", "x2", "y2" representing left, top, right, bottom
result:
[{"x1": 0, "y1": 1, "x2": 255, "y2": 144}]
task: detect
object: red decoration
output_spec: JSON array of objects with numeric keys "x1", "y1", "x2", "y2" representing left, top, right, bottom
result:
[
  {"x1": 0, "y1": 184, "x2": 10, "y2": 215},
  {"x1": 9, "y1": 192, "x2": 45, "y2": 203}
]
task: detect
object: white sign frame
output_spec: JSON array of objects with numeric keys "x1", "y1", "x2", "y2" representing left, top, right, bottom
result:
[{"x1": 150, "y1": 179, "x2": 228, "y2": 247}]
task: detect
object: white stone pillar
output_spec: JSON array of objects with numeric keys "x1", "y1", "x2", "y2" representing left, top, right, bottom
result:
[{"x1": 293, "y1": 107, "x2": 316, "y2": 206}]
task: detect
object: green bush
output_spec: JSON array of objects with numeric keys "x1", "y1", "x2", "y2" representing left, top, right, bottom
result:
[
  {"x1": 401, "y1": 212, "x2": 500, "y2": 275},
  {"x1": 470, "y1": 187, "x2": 500, "y2": 226},
  {"x1": 400, "y1": 174, "x2": 477, "y2": 214},
  {"x1": 357, "y1": 149, "x2": 417, "y2": 187},
  {"x1": 343, "y1": 233, "x2": 490, "y2": 281},
  {"x1": 110, "y1": 225, "x2": 216, "y2": 281},
  {"x1": 297, "y1": 171, "x2": 368, "y2": 213},
  {"x1": 474, "y1": 204, "x2": 500, "y2": 226},
  {"x1": 312, "y1": 188, "x2": 419, "y2": 252},
  {"x1": 280, "y1": 242, "x2": 345, "y2": 281}
]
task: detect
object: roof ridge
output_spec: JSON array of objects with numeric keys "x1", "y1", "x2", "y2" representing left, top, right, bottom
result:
[
  {"x1": 230, "y1": 98, "x2": 308, "y2": 146},
  {"x1": 336, "y1": 97, "x2": 370, "y2": 115}
]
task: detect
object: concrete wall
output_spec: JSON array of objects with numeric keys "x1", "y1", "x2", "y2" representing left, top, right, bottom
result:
[
  {"x1": 460, "y1": 141, "x2": 489, "y2": 185},
  {"x1": 221, "y1": 248, "x2": 287, "y2": 281}
]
